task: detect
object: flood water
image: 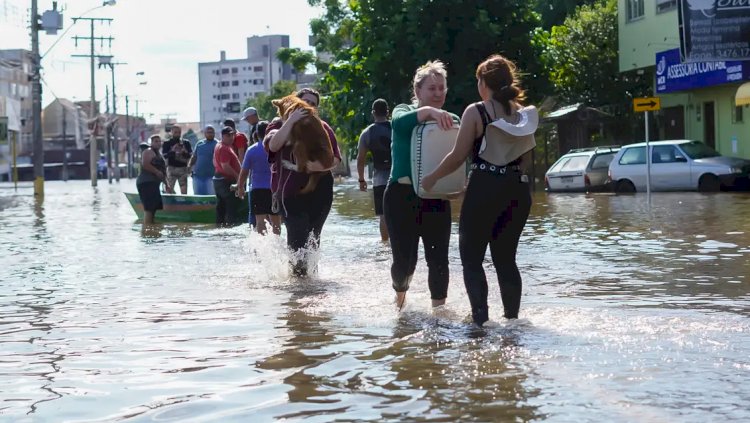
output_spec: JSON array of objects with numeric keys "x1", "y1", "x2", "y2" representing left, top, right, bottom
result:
[{"x1": 1, "y1": 179, "x2": 749, "y2": 422}]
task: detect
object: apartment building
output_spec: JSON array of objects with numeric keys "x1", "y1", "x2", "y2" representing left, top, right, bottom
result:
[
  {"x1": 618, "y1": 0, "x2": 750, "y2": 159},
  {"x1": 0, "y1": 49, "x2": 33, "y2": 155},
  {"x1": 198, "y1": 35, "x2": 292, "y2": 132}
]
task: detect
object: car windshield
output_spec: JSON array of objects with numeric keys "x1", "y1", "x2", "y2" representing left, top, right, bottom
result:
[
  {"x1": 679, "y1": 141, "x2": 720, "y2": 159},
  {"x1": 548, "y1": 157, "x2": 570, "y2": 173},
  {"x1": 559, "y1": 155, "x2": 590, "y2": 172}
]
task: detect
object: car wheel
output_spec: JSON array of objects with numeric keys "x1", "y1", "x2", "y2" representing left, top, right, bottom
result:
[
  {"x1": 615, "y1": 180, "x2": 636, "y2": 193},
  {"x1": 698, "y1": 174, "x2": 720, "y2": 192}
]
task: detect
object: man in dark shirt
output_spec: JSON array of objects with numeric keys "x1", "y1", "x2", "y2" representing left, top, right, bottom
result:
[{"x1": 161, "y1": 125, "x2": 193, "y2": 194}]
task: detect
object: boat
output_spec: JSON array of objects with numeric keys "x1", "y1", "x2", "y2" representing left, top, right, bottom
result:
[{"x1": 124, "y1": 192, "x2": 247, "y2": 223}]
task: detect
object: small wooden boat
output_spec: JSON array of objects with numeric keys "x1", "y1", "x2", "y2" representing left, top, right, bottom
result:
[{"x1": 124, "y1": 192, "x2": 247, "y2": 223}]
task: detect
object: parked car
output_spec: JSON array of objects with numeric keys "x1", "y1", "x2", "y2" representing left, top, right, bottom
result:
[
  {"x1": 545, "y1": 146, "x2": 620, "y2": 192},
  {"x1": 608, "y1": 140, "x2": 750, "y2": 192}
]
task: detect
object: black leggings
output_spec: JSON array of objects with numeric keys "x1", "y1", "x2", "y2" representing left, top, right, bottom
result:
[
  {"x1": 459, "y1": 170, "x2": 531, "y2": 324},
  {"x1": 383, "y1": 183, "x2": 451, "y2": 300},
  {"x1": 281, "y1": 172, "x2": 334, "y2": 277},
  {"x1": 214, "y1": 178, "x2": 244, "y2": 226}
]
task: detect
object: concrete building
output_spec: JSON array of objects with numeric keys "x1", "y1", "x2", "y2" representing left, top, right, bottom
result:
[
  {"x1": 618, "y1": 0, "x2": 750, "y2": 159},
  {"x1": 0, "y1": 49, "x2": 33, "y2": 155},
  {"x1": 198, "y1": 35, "x2": 292, "y2": 132}
]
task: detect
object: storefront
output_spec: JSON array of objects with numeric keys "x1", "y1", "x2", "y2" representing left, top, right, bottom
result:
[{"x1": 654, "y1": 49, "x2": 750, "y2": 159}]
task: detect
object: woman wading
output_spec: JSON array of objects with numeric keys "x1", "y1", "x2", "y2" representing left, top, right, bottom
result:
[{"x1": 422, "y1": 55, "x2": 534, "y2": 326}]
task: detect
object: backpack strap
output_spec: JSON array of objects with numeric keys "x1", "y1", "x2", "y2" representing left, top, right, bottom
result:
[{"x1": 475, "y1": 101, "x2": 492, "y2": 138}]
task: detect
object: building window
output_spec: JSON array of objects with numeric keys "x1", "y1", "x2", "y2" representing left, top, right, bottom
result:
[
  {"x1": 232, "y1": 93, "x2": 240, "y2": 100},
  {"x1": 220, "y1": 81, "x2": 229, "y2": 87},
  {"x1": 253, "y1": 79, "x2": 264, "y2": 85},
  {"x1": 733, "y1": 101, "x2": 744, "y2": 123},
  {"x1": 253, "y1": 66, "x2": 263, "y2": 72},
  {"x1": 231, "y1": 67, "x2": 238, "y2": 73},
  {"x1": 232, "y1": 80, "x2": 239, "y2": 86},
  {"x1": 656, "y1": 0, "x2": 677, "y2": 13},
  {"x1": 220, "y1": 94, "x2": 230, "y2": 100},
  {"x1": 221, "y1": 68, "x2": 229, "y2": 74},
  {"x1": 227, "y1": 102, "x2": 241, "y2": 113},
  {"x1": 627, "y1": 0, "x2": 644, "y2": 21}
]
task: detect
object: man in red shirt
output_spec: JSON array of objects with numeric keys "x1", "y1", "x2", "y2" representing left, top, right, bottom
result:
[
  {"x1": 212, "y1": 126, "x2": 243, "y2": 226},
  {"x1": 223, "y1": 119, "x2": 248, "y2": 160}
]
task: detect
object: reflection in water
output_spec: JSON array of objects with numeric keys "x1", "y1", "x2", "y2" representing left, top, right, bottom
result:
[{"x1": 0, "y1": 181, "x2": 749, "y2": 421}]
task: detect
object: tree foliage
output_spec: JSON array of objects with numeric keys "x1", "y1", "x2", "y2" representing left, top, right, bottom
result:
[
  {"x1": 536, "y1": 0, "x2": 650, "y2": 113},
  {"x1": 308, "y1": 0, "x2": 546, "y2": 155},
  {"x1": 533, "y1": 0, "x2": 599, "y2": 28},
  {"x1": 276, "y1": 47, "x2": 317, "y2": 82},
  {"x1": 244, "y1": 80, "x2": 298, "y2": 122}
]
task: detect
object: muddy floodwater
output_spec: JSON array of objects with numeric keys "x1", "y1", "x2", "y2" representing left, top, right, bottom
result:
[{"x1": 1, "y1": 180, "x2": 749, "y2": 422}]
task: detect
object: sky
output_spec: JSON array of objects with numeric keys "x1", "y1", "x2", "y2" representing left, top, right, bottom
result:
[{"x1": 1, "y1": 0, "x2": 323, "y2": 123}]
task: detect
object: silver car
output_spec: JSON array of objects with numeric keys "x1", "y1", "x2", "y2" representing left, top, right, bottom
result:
[
  {"x1": 545, "y1": 147, "x2": 619, "y2": 192},
  {"x1": 608, "y1": 140, "x2": 750, "y2": 192}
]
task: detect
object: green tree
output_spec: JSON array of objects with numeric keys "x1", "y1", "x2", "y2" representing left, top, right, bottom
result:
[
  {"x1": 276, "y1": 47, "x2": 317, "y2": 82},
  {"x1": 308, "y1": 0, "x2": 547, "y2": 155},
  {"x1": 533, "y1": 0, "x2": 599, "y2": 28},
  {"x1": 536, "y1": 0, "x2": 650, "y2": 115},
  {"x1": 244, "y1": 80, "x2": 298, "y2": 121}
]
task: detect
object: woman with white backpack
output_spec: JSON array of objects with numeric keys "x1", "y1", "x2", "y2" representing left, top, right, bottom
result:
[{"x1": 421, "y1": 54, "x2": 536, "y2": 326}]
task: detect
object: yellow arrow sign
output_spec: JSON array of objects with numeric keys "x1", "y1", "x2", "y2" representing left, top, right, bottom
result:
[{"x1": 633, "y1": 97, "x2": 661, "y2": 112}]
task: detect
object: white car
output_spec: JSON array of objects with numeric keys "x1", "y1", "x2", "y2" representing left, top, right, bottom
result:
[
  {"x1": 608, "y1": 140, "x2": 750, "y2": 192},
  {"x1": 545, "y1": 147, "x2": 619, "y2": 192}
]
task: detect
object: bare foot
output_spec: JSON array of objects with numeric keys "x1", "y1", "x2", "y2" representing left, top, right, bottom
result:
[
  {"x1": 431, "y1": 298, "x2": 446, "y2": 307},
  {"x1": 395, "y1": 292, "x2": 406, "y2": 311}
]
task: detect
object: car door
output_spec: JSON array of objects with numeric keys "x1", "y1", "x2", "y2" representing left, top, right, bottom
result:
[
  {"x1": 613, "y1": 146, "x2": 647, "y2": 191},
  {"x1": 650, "y1": 145, "x2": 691, "y2": 190}
]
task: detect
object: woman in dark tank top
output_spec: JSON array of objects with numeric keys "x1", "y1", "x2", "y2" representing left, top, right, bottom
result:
[
  {"x1": 421, "y1": 54, "x2": 533, "y2": 327},
  {"x1": 137, "y1": 135, "x2": 170, "y2": 224}
]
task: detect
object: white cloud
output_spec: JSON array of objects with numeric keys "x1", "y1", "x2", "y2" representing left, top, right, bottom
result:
[{"x1": 3, "y1": 0, "x2": 322, "y2": 122}]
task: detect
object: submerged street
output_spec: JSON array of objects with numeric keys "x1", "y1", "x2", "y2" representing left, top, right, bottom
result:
[{"x1": 1, "y1": 180, "x2": 749, "y2": 421}]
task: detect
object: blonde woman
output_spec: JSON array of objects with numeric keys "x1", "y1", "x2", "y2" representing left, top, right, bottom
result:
[{"x1": 384, "y1": 60, "x2": 459, "y2": 309}]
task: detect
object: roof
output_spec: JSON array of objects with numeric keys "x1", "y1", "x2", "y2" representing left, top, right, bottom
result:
[
  {"x1": 619, "y1": 139, "x2": 697, "y2": 148},
  {"x1": 546, "y1": 103, "x2": 582, "y2": 119},
  {"x1": 544, "y1": 103, "x2": 612, "y2": 121}
]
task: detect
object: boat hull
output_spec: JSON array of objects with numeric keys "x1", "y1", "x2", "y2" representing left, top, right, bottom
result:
[{"x1": 124, "y1": 192, "x2": 246, "y2": 223}]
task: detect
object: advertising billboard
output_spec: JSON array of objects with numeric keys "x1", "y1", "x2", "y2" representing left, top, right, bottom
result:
[
  {"x1": 678, "y1": 0, "x2": 750, "y2": 62},
  {"x1": 656, "y1": 48, "x2": 750, "y2": 93}
]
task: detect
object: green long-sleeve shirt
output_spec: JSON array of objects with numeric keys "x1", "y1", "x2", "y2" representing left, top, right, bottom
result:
[{"x1": 389, "y1": 103, "x2": 460, "y2": 183}]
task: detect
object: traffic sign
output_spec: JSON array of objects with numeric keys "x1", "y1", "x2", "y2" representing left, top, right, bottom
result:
[{"x1": 633, "y1": 97, "x2": 661, "y2": 112}]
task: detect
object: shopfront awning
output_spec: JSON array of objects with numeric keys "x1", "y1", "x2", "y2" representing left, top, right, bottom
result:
[{"x1": 737, "y1": 82, "x2": 750, "y2": 106}]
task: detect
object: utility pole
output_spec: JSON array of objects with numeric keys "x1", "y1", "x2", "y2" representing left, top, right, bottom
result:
[
  {"x1": 108, "y1": 61, "x2": 126, "y2": 182},
  {"x1": 62, "y1": 105, "x2": 68, "y2": 181},
  {"x1": 71, "y1": 16, "x2": 114, "y2": 187},
  {"x1": 105, "y1": 85, "x2": 112, "y2": 183},
  {"x1": 31, "y1": 0, "x2": 44, "y2": 197},
  {"x1": 125, "y1": 95, "x2": 131, "y2": 178}
]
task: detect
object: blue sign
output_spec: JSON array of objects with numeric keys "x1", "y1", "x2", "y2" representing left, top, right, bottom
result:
[{"x1": 656, "y1": 48, "x2": 750, "y2": 93}]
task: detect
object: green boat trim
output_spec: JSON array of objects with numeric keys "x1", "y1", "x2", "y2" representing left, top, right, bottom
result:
[{"x1": 124, "y1": 192, "x2": 240, "y2": 223}]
